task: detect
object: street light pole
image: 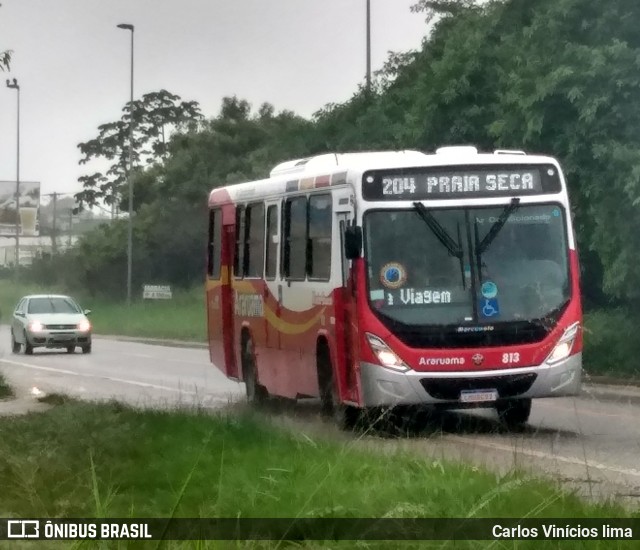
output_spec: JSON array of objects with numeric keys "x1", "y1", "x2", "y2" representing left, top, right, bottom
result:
[
  {"x1": 366, "y1": 0, "x2": 371, "y2": 92},
  {"x1": 5, "y1": 78, "x2": 20, "y2": 281},
  {"x1": 117, "y1": 23, "x2": 134, "y2": 306}
]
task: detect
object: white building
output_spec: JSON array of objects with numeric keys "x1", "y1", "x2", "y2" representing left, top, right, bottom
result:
[{"x1": 0, "y1": 235, "x2": 79, "y2": 266}]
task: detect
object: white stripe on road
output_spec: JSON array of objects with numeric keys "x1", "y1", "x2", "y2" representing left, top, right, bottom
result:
[
  {"x1": 0, "y1": 358, "x2": 205, "y2": 396},
  {"x1": 446, "y1": 434, "x2": 640, "y2": 478},
  {"x1": 121, "y1": 352, "x2": 207, "y2": 366}
]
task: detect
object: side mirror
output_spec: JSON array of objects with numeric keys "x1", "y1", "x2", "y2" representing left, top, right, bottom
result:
[
  {"x1": 15, "y1": 311, "x2": 25, "y2": 317},
  {"x1": 344, "y1": 225, "x2": 362, "y2": 260},
  {"x1": 83, "y1": 309, "x2": 92, "y2": 316}
]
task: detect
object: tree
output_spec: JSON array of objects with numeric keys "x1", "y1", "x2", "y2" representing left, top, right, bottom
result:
[
  {"x1": 74, "y1": 89, "x2": 203, "y2": 211},
  {"x1": 0, "y1": 50, "x2": 10, "y2": 71},
  {"x1": 317, "y1": 0, "x2": 640, "y2": 303},
  {"x1": 45, "y1": 96, "x2": 314, "y2": 297}
]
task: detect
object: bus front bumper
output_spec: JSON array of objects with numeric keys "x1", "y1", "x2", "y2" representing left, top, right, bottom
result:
[{"x1": 358, "y1": 353, "x2": 582, "y2": 408}]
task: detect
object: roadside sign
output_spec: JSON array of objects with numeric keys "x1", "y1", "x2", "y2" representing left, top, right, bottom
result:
[{"x1": 142, "y1": 285, "x2": 172, "y2": 300}]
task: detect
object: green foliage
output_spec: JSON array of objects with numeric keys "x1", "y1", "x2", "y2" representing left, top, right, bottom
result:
[
  {"x1": 0, "y1": 50, "x2": 10, "y2": 71},
  {"x1": 316, "y1": 0, "x2": 640, "y2": 305},
  {"x1": 75, "y1": 89, "x2": 203, "y2": 210},
  {"x1": 583, "y1": 308, "x2": 640, "y2": 378},
  {"x1": 32, "y1": 97, "x2": 313, "y2": 299}
]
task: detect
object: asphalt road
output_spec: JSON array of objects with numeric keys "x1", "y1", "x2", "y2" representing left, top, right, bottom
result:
[
  {"x1": 1, "y1": 325, "x2": 639, "y2": 506},
  {"x1": 0, "y1": 326, "x2": 244, "y2": 409}
]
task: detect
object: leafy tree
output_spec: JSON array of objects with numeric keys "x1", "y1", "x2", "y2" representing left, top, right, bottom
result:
[
  {"x1": 0, "y1": 50, "x2": 10, "y2": 71},
  {"x1": 74, "y1": 89, "x2": 203, "y2": 211},
  {"x1": 314, "y1": 0, "x2": 640, "y2": 304},
  {"x1": 45, "y1": 97, "x2": 314, "y2": 297}
]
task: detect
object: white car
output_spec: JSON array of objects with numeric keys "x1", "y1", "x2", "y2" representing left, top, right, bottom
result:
[{"x1": 11, "y1": 294, "x2": 92, "y2": 355}]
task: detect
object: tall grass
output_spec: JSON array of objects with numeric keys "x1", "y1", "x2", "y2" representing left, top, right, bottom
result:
[{"x1": 0, "y1": 400, "x2": 637, "y2": 549}]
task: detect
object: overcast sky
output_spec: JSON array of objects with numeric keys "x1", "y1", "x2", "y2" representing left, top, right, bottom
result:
[{"x1": 0, "y1": 0, "x2": 427, "y2": 200}]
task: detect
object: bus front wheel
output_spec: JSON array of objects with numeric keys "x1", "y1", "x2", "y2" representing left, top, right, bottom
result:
[
  {"x1": 496, "y1": 398, "x2": 531, "y2": 429},
  {"x1": 317, "y1": 343, "x2": 359, "y2": 430},
  {"x1": 242, "y1": 336, "x2": 268, "y2": 405}
]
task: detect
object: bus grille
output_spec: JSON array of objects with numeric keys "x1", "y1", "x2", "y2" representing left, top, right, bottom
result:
[
  {"x1": 420, "y1": 373, "x2": 537, "y2": 400},
  {"x1": 398, "y1": 324, "x2": 549, "y2": 348}
]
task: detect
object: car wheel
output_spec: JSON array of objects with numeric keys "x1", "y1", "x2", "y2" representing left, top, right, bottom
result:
[
  {"x1": 24, "y1": 333, "x2": 34, "y2": 355},
  {"x1": 11, "y1": 331, "x2": 20, "y2": 354},
  {"x1": 66, "y1": 345, "x2": 75, "y2": 354},
  {"x1": 81, "y1": 344, "x2": 91, "y2": 354}
]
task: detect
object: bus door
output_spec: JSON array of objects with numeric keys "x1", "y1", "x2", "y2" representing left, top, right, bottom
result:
[
  {"x1": 220, "y1": 217, "x2": 239, "y2": 379},
  {"x1": 335, "y1": 200, "x2": 360, "y2": 403},
  {"x1": 264, "y1": 201, "x2": 280, "y2": 350}
]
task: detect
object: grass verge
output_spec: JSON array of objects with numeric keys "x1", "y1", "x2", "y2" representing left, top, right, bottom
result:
[
  {"x1": 85, "y1": 286, "x2": 205, "y2": 341},
  {"x1": 0, "y1": 400, "x2": 637, "y2": 549},
  {"x1": 0, "y1": 280, "x2": 206, "y2": 342}
]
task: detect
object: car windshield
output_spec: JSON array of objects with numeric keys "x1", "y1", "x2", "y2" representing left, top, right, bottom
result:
[
  {"x1": 364, "y1": 203, "x2": 570, "y2": 327},
  {"x1": 27, "y1": 297, "x2": 80, "y2": 314}
]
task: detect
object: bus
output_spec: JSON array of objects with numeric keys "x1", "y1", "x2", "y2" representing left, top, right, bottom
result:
[{"x1": 206, "y1": 146, "x2": 582, "y2": 429}]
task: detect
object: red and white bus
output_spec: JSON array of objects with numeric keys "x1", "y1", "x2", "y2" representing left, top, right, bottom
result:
[{"x1": 206, "y1": 147, "x2": 582, "y2": 428}]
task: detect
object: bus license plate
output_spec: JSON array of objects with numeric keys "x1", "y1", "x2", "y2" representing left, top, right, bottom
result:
[{"x1": 459, "y1": 389, "x2": 498, "y2": 403}]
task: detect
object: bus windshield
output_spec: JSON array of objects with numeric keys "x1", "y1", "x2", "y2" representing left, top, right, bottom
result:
[{"x1": 364, "y1": 203, "x2": 570, "y2": 331}]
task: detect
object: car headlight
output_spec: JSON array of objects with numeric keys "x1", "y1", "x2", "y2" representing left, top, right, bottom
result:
[
  {"x1": 28, "y1": 320, "x2": 44, "y2": 332},
  {"x1": 78, "y1": 320, "x2": 92, "y2": 332},
  {"x1": 365, "y1": 333, "x2": 410, "y2": 372},
  {"x1": 546, "y1": 322, "x2": 580, "y2": 365}
]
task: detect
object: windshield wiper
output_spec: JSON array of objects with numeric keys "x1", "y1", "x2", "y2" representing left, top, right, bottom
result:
[
  {"x1": 476, "y1": 197, "x2": 520, "y2": 255},
  {"x1": 413, "y1": 201, "x2": 466, "y2": 289},
  {"x1": 412, "y1": 202, "x2": 463, "y2": 259}
]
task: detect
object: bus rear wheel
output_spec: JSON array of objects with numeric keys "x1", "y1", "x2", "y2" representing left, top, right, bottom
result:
[
  {"x1": 317, "y1": 343, "x2": 359, "y2": 431},
  {"x1": 496, "y1": 398, "x2": 531, "y2": 429},
  {"x1": 242, "y1": 336, "x2": 268, "y2": 405}
]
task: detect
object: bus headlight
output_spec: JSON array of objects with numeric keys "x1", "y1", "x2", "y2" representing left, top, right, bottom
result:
[
  {"x1": 546, "y1": 322, "x2": 580, "y2": 365},
  {"x1": 365, "y1": 333, "x2": 410, "y2": 372}
]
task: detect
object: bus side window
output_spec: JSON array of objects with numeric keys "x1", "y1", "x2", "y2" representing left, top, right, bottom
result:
[
  {"x1": 283, "y1": 196, "x2": 307, "y2": 280},
  {"x1": 245, "y1": 203, "x2": 265, "y2": 278},
  {"x1": 233, "y1": 206, "x2": 245, "y2": 278},
  {"x1": 265, "y1": 205, "x2": 278, "y2": 279},
  {"x1": 207, "y1": 209, "x2": 222, "y2": 279},
  {"x1": 308, "y1": 194, "x2": 332, "y2": 280}
]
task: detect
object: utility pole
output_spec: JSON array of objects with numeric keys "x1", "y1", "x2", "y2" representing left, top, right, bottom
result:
[
  {"x1": 51, "y1": 192, "x2": 58, "y2": 254},
  {"x1": 6, "y1": 78, "x2": 20, "y2": 279},
  {"x1": 68, "y1": 209, "x2": 73, "y2": 247},
  {"x1": 117, "y1": 22, "x2": 135, "y2": 306},
  {"x1": 366, "y1": 0, "x2": 371, "y2": 93}
]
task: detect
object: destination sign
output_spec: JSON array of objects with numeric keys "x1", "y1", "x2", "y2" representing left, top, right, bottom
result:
[{"x1": 362, "y1": 165, "x2": 562, "y2": 200}]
